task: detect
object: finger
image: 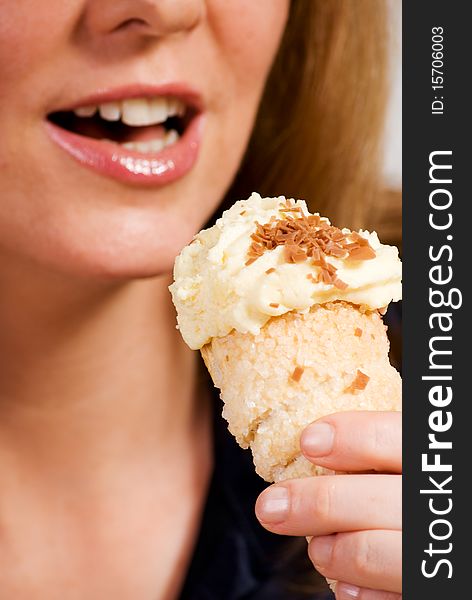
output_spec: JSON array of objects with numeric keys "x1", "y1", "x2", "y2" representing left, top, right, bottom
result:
[
  {"x1": 255, "y1": 475, "x2": 401, "y2": 536},
  {"x1": 308, "y1": 531, "x2": 402, "y2": 593},
  {"x1": 300, "y1": 411, "x2": 402, "y2": 473},
  {"x1": 335, "y1": 582, "x2": 401, "y2": 600}
]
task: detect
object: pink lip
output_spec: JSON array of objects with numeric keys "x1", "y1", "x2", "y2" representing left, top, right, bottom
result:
[{"x1": 45, "y1": 83, "x2": 204, "y2": 186}]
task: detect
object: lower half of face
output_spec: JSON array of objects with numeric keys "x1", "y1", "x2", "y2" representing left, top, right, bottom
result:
[{"x1": 0, "y1": 0, "x2": 289, "y2": 281}]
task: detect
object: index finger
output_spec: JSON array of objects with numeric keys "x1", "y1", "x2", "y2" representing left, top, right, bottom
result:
[{"x1": 300, "y1": 411, "x2": 402, "y2": 473}]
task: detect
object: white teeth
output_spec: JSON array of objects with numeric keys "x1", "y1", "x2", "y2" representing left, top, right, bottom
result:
[
  {"x1": 132, "y1": 142, "x2": 146, "y2": 152},
  {"x1": 121, "y1": 98, "x2": 151, "y2": 126},
  {"x1": 167, "y1": 99, "x2": 178, "y2": 117},
  {"x1": 150, "y1": 139, "x2": 165, "y2": 152},
  {"x1": 149, "y1": 98, "x2": 168, "y2": 124},
  {"x1": 119, "y1": 130, "x2": 180, "y2": 154},
  {"x1": 73, "y1": 97, "x2": 187, "y2": 126},
  {"x1": 74, "y1": 105, "x2": 97, "y2": 117},
  {"x1": 164, "y1": 129, "x2": 179, "y2": 147},
  {"x1": 121, "y1": 140, "x2": 163, "y2": 153},
  {"x1": 135, "y1": 141, "x2": 153, "y2": 153},
  {"x1": 120, "y1": 97, "x2": 186, "y2": 127},
  {"x1": 167, "y1": 99, "x2": 186, "y2": 118},
  {"x1": 99, "y1": 102, "x2": 121, "y2": 121}
]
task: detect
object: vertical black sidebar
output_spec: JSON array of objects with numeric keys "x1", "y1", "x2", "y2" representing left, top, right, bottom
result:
[{"x1": 403, "y1": 2, "x2": 468, "y2": 598}]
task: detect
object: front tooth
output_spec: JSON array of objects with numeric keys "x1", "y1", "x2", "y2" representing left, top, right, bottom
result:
[
  {"x1": 164, "y1": 129, "x2": 179, "y2": 147},
  {"x1": 149, "y1": 98, "x2": 168, "y2": 124},
  {"x1": 167, "y1": 99, "x2": 185, "y2": 117},
  {"x1": 169, "y1": 98, "x2": 185, "y2": 117},
  {"x1": 74, "y1": 105, "x2": 97, "y2": 117},
  {"x1": 136, "y1": 141, "x2": 153, "y2": 153},
  {"x1": 175, "y1": 100, "x2": 186, "y2": 117},
  {"x1": 121, "y1": 98, "x2": 152, "y2": 126},
  {"x1": 166, "y1": 98, "x2": 180, "y2": 118},
  {"x1": 99, "y1": 102, "x2": 121, "y2": 121},
  {"x1": 150, "y1": 139, "x2": 165, "y2": 152}
]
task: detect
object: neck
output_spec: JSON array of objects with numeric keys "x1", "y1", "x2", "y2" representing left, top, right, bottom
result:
[{"x1": 0, "y1": 258, "x2": 200, "y2": 478}]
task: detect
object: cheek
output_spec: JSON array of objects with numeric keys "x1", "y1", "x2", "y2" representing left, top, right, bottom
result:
[
  {"x1": 0, "y1": 4, "x2": 43, "y2": 82},
  {"x1": 208, "y1": 0, "x2": 289, "y2": 83},
  {"x1": 195, "y1": 0, "x2": 289, "y2": 201},
  {"x1": 0, "y1": 1, "x2": 78, "y2": 171},
  {"x1": 0, "y1": 1, "x2": 76, "y2": 83}
]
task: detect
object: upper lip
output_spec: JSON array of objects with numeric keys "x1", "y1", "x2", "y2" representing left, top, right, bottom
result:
[{"x1": 47, "y1": 82, "x2": 204, "y2": 115}]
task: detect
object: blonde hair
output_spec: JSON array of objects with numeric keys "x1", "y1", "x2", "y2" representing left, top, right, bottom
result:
[{"x1": 227, "y1": 0, "x2": 389, "y2": 231}]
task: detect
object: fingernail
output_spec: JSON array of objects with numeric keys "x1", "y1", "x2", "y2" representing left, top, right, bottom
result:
[
  {"x1": 301, "y1": 422, "x2": 334, "y2": 456},
  {"x1": 309, "y1": 535, "x2": 334, "y2": 567},
  {"x1": 336, "y1": 582, "x2": 361, "y2": 599},
  {"x1": 256, "y1": 486, "x2": 289, "y2": 523}
]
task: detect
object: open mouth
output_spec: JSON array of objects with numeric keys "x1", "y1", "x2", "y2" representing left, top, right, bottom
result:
[
  {"x1": 45, "y1": 87, "x2": 204, "y2": 185},
  {"x1": 47, "y1": 96, "x2": 197, "y2": 154}
]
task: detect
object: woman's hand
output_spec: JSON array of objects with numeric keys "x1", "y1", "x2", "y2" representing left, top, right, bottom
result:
[{"x1": 255, "y1": 411, "x2": 402, "y2": 599}]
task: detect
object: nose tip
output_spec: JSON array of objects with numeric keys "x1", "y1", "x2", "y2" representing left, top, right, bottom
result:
[
  {"x1": 133, "y1": 0, "x2": 204, "y2": 36},
  {"x1": 85, "y1": 0, "x2": 204, "y2": 38}
]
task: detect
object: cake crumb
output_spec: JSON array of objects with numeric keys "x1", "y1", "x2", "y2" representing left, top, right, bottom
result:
[{"x1": 354, "y1": 328, "x2": 363, "y2": 337}]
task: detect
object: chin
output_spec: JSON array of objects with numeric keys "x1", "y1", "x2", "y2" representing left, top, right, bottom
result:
[
  {"x1": 75, "y1": 248, "x2": 177, "y2": 282},
  {"x1": 19, "y1": 214, "x2": 196, "y2": 283}
]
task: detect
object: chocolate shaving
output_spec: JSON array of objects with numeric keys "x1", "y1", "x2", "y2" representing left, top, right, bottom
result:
[
  {"x1": 281, "y1": 206, "x2": 303, "y2": 214},
  {"x1": 265, "y1": 267, "x2": 276, "y2": 274},
  {"x1": 284, "y1": 244, "x2": 307, "y2": 263},
  {"x1": 351, "y1": 231, "x2": 369, "y2": 244},
  {"x1": 344, "y1": 369, "x2": 370, "y2": 393},
  {"x1": 269, "y1": 302, "x2": 279, "y2": 308},
  {"x1": 333, "y1": 277, "x2": 348, "y2": 290},
  {"x1": 321, "y1": 270, "x2": 335, "y2": 284},
  {"x1": 245, "y1": 202, "x2": 376, "y2": 290},
  {"x1": 290, "y1": 365, "x2": 304, "y2": 383},
  {"x1": 348, "y1": 246, "x2": 376, "y2": 260}
]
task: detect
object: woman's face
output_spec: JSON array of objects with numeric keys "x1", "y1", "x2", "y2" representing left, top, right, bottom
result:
[{"x1": 0, "y1": 0, "x2": 288, "y2": 279}]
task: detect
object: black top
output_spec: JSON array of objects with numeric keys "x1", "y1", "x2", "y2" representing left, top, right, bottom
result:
[{"x1": 179, "y1": 395, "x2": 334, "y2": 600}]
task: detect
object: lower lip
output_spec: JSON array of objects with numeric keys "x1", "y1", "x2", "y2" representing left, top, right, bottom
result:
[{"x1": 44, "y1": 114, "x2": 204, "y2": 186}]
